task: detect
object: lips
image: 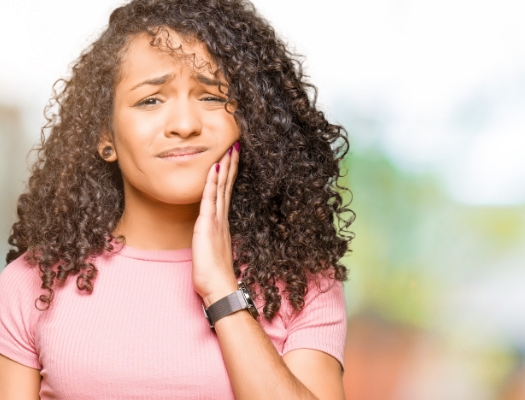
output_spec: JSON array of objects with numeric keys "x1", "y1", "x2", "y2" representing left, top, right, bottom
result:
[{"x1": 157, "y1": 146, "x2": 207, "y2": 158}]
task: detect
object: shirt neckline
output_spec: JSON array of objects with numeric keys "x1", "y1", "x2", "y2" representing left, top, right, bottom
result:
[{"x1": 110, "y1": 242, "x2": 193, "y2": 262}]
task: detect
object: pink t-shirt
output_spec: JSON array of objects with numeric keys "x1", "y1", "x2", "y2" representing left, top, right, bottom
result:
[{"x1": 0, "y1": 245, "x2": 347, "y2": 399}]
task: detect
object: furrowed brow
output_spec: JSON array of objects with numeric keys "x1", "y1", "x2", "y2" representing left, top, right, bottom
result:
[
  {"x1": 196, "y1": 74, "x2": 227, "y2": 88},
  {"x1": 131, "y1": 74, "x2": 174, "y2": 91}
]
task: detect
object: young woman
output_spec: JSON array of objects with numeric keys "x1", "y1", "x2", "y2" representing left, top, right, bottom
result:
[{"x1": 0, "y1": 0, "x2": 354, "y2": 398}]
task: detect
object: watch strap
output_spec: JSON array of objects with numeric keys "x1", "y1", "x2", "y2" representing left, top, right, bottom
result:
[
  {"x1": 203, "y1": 282, "x2": 259, "y2": 328},
  {"x1": 206, "y1": 290, "x2": 247, "y2": 327}
]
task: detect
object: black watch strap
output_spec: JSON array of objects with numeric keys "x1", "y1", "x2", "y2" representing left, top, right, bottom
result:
[
  {"x1": 207, "y1": 290, "x2": 246, "y2": 324},
  {"x1": 202, "y1": 282, "x2": 259, "y2": 328}
]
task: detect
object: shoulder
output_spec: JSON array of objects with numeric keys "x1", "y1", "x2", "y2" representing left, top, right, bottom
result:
[
  {"x1": 0, "y1": 253, "x2": 40, "y2": 292},
  {"x1": 0, "y1": 253, "x2": 43, "y2": 297},
  {"x1": 0, "y1": 253, "x2": 44, "y2": 369},
  {"x1": 254, "y1": 271, "x2": 346, "y2": 324},
  {"x1": 285, "y1": 272, "x2": 346, "y2": 326},
  {"x1": 0, "y1": 253, "x2": 44, "y2": 317},
  {"x1": 278, "y1": 272, "x2": 347, "y2": 369}
]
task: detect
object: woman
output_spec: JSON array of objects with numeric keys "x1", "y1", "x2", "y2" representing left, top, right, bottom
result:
[{"x1": 0, "y1": 0, "x2": 354, "y2": 398}]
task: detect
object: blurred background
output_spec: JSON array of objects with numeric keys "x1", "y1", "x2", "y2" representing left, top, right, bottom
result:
[{"x1": 1, "y1": 0, "x2": 524, "y2": 398}]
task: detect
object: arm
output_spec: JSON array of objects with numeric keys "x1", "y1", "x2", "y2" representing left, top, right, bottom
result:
[
  {"x1": 215, "y1": 311, "x2": 345, "y2": 400},
  {"x1": 0, "y1": 353, "x2": 40, "y2": 400},
  {"x1": 192, "y1": 143, "x2": 345, "y2": 400},
  {"x1": 283, "y1": 349, "x2": 345, "y2": 400}
]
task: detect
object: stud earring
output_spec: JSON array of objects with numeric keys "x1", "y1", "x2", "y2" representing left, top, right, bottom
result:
[{"x1": 101, "y1": 146, "x2": 114, "y2": 159}]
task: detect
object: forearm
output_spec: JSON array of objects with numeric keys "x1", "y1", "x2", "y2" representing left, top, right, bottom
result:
[
  {"x1": 213, "y1": 310, "x2": 318, "y2": 400},
  {"x1": 0, "y1": 354, "x2": 41, "y2": 400}
]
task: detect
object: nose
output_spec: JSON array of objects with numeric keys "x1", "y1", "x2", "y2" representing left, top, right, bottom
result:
[{"x1": 164, "y1": 98, "x2": 202, "y2": 138}]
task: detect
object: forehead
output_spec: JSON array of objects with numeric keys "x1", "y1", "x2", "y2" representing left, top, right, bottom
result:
[{"x1": 118, "y1": 31, "x2": 218, "y2": 85}]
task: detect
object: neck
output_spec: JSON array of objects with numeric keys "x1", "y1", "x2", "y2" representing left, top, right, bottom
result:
[{"x1": 114, "y1": 185, "x2": 200, "y2": 251}]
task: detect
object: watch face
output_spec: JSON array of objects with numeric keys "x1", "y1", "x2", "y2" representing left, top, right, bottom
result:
[
  {"x1": 202, "y1": 304, "x2": 212, "y2": 325},
  {"x1": 247, "y1": 305, "x2": 259, "y2": 319},
  {"x1": 238, "y1": 281, "x2": 259, "y2": 319}
]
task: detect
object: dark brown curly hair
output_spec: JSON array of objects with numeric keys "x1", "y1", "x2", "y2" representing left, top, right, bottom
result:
[{"x1": 6, "y1": 0, "x2": 354, "y2": 320}]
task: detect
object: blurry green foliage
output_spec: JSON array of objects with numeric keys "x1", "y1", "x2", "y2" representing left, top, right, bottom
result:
[
  {"x1": 340, "y1": 149, "x2": 443, "y2": 327},
  {"x1": 340, "y1": 148, "x2": 525, "y2": 330}
]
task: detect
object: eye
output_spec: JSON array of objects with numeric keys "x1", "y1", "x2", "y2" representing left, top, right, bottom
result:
[
  {"x1": 201, "y1": 95, "x2": 227, "y2": 103},
  {"x1": 135, "y1": 96, "x2": 162, "y2": 107}
]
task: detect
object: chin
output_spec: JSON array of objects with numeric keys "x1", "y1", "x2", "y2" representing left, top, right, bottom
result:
[{"x1": 153, "y1": 180, "x2": 206, "y2": 205}]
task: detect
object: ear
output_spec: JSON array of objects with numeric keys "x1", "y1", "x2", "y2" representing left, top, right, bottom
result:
[{"x1": 97, "y1": 132, "x2": 118, "y2": 162}]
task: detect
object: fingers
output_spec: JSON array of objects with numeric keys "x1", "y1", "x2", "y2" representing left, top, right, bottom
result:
[
  {"x1": 200, "y1": 141, "x2": 240, "y2": 219},
  {"x1": 216, "y1": 141, "x2": 240, "y2": 219},
  {"x1": 200, "y1": 161, "x2": 220, "y2": 218},
  {"x1": 224, "y1": 141, "x2": 240, "y2": 214},
  {"x1": 215, "y1": 146, "x2": 231, "y2": 216}
]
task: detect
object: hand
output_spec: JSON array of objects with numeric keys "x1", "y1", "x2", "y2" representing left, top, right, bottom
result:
[{"x1": 192, "y1": 141, "x2": 241, "y2": 307}]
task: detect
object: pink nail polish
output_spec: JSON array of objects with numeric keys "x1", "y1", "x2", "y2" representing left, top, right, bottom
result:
[
  {"x1": 228, "y1": 147, "x2": 233, "y2": 156},
  {"x1": 215, "y1": 163, "x2": 220, "y2": 173},
  {"x1": 234, "y1": 141, "x2": 241, "y2": 152}
]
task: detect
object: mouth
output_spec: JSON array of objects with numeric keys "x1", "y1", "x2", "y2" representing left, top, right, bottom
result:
[{"x1": 157, "y1": 146, "x2": 208, "y2": 158}]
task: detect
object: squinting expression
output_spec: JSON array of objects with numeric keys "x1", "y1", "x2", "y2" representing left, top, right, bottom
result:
[{"x1": 109, "y1": 32, "x2": 239, "y2": 205}]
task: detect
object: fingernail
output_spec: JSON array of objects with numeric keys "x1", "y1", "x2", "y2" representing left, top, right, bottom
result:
[
  {"x1": 215, "y1": 163, "x2": 220, "y2": 173},
  {"x1": 234, "y1": 141, "x2": 241, "y2": 152},
  {"x1": 228, "y1": 146, "x2": 233, "y2": 156}
]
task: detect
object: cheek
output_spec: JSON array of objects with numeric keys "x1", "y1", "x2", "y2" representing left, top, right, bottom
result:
[
  {"x1": 114, "y1": 135, "x2": 147, "y2": 179},
  {"x1": 112, "y1": 110, "x2": 159, "y2": 169},
  {"x1": 114, "y1": 109, "x2": 161, "y2": 147},
  {"x1": 219, "y1": 116, "x2": 240, "y2": 144}
]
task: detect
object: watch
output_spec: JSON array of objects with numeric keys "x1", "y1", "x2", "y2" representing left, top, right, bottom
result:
[{"x1": 202, "y1": 281, "x2": 259, "y2": 328}]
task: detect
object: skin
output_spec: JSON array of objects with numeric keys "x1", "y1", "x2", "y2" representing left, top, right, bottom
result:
[{"x1": 0, "y1": 32, "x2": 345, "y2": 400}]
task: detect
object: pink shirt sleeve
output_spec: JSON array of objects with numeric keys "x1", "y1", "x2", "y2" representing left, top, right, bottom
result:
[
  {"x1": 281, "y1": 275, "x2": 347, "y2": 369},
  {"x1": 0, "y1": 257, "x2": 42, "y2": 369}
]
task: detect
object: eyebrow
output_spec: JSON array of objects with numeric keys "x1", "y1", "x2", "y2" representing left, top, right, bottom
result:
[
  {"x1": 130, "y1": 74, "x2": 174, "y2": 91},
  {"x1": 129, "y1": 73, "x2": 228, "y2": 91},
  {"x1": 196, "y1": 74, "x2": 227, "y2": 88}
]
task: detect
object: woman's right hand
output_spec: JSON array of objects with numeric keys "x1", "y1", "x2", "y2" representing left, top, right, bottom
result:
[
  {"x1": 0, "y1": 353, "x2": 40, "y2": 400},
  {"x1": 191, "y1": 142, "x2": 240, "y2": 308}
]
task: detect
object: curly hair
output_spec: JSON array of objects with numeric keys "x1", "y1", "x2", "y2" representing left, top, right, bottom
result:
[{"x1": 6, "y1": 0, "x2": 355, "y2": 320}]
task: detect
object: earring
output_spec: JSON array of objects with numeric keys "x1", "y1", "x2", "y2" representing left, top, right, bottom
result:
[{"x1": 101, "y1": 146, "x2": 114, "y2": 159}]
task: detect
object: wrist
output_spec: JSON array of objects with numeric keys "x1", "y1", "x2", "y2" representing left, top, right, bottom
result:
[
  {"x1": 202, "y1": 280, "x2": 239, "y2": 308},
  {"x1": 202, "y1": 280, "x2": 260, "y2": 328},
  {"x1": 212, "y1": 308, "x2": 253, "y2": 329}
]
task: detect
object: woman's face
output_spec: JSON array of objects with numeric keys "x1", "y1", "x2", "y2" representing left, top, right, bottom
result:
[{"x1": 103, "y1": 32, "x2": 239, "y2": 205}]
